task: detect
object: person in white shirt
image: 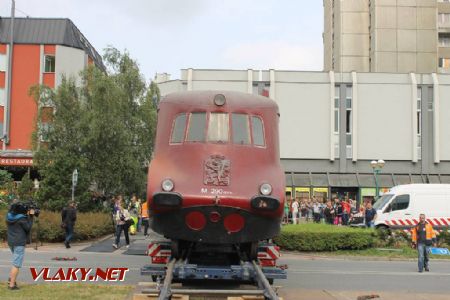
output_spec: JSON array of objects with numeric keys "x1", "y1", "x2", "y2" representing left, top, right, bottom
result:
[{"x1": 291, "y1": 199, "x2": 299, "y2": 224}]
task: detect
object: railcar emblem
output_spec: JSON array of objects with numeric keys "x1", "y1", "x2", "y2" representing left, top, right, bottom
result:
[{"x1": 204, "y1": 155, "x2": 231, "y2": 186}]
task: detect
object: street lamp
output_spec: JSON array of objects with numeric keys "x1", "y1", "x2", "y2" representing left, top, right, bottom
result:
[
  {"x1": 370, "y1": 159, "x2": 385, "y2": 200},
  {"x1": 72, "y1": 169, "x2": 78, "y2": 202}
]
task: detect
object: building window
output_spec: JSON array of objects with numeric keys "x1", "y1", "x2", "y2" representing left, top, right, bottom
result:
[
  {"x1": 39, "y1": 122, "x2": 52, "y2": 142},
  {"x1": 417, "y1": 87, "x2": 422, "y2": 160},
  {"x1": 438, "y1": 13, "x2": 450, "y2": 27},
  {"x1": 44, "y1": 55, "x2": 55, "y2": 73},
  {"x1": 345, "y1": 85, "x2": 352, "y2": 159},
  {"x1": 334, "y1": 85, "x2": 340, "y2": 158},
  {"x1": 0, "y1": 88, "x2": 5, "y2": 106},
  {"x1": 428, "y1": 87, "x2": 433, "y2": 112},
  {"x1": 439, "y1": 57, "x2": 450, "y2": 69},
  {"x1": 439, "y1": 36, "x2": 450, "y2": 47}
]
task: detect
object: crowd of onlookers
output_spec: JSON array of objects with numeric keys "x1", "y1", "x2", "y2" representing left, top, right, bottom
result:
[{"x1": 283, "y1": 197, "x2": 377, "y2": 228}]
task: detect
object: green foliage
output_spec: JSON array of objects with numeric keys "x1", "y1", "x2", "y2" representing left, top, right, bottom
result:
[
  {"x1": 274, "y1": 224, "x2": 376, "y2": 251},
  {"x1": 0, "y1": 170, "x2": 14, "y2": 209},
  {"x1": 0, "y1": 210, "x2": 114, "y2": 242},
  {"x1": 438, "y1": 229, "x2": 450, "y2": 247},
  {"x1": 30, "y1": 47, "x2": 158, "y2": 212},
  {"x1": 17, "y1": 170, "x2": 35, "y2": 201}
]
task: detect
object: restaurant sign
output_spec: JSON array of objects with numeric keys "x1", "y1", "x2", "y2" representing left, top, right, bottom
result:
[{"x1": 0, "y1": 157, "x2": 34, "y2": 166}]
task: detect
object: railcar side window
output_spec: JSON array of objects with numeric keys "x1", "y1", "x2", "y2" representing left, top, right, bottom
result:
[
  {"x1": 170, "y1": 114, "x2": 187, "y2": 143},
  {"x1": 232, "y1": 114, "x2": 250, "y2": 145},
  {"x1": 251, "y1": 116, "x2": 265, "y2": 146},
  {"x1": 187, "y1": 112, "x2": 206, "y2": 142},
  {"x1": 208, "y1": 113, "x2": 229, "y2": 142}
]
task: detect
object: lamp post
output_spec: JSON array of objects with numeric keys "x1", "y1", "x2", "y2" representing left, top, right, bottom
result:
[
  {"x1": 72, "y1": 169, "x2": 78, "y2": 202},
  {"x1": 370, "y1": 159, "x2": 385, "y2": 200}
]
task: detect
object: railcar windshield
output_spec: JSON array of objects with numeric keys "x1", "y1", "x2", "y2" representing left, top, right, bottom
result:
[
  {"x1": 232, "y1": 113, "x2": 250, "y2": 145},
  {"x1": 171, "y1": 114, "x2": 186, "y2": 143},
  {"x1": 251, "y1": 116, "x2": 265, "y2": 146},
  {"x1": 171, "y1": 112, "x2": 265, "y2": 146},
  {"x1": 186, "y1": 112, "x2": 206, "y2": 142},
  {"x1": 208, "y1": 113, "x2": 229, "y2": 143}
]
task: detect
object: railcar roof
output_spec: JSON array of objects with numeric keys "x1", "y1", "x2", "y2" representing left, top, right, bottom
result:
[{"x1": 161, "y1": 91, "x2": 278, "y2": 109}]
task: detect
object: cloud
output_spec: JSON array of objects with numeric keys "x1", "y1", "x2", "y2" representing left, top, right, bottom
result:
[{"x1": 222, "y1": 41, "x2": 323, "y2": 71}]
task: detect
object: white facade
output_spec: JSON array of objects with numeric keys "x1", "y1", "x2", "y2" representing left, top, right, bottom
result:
[
  {"x1": 55, "y1": 45, "x2": 89, "y2": 87},
  {"x1": 157, "y1": 69, "x2": 450, "y2": 178}
]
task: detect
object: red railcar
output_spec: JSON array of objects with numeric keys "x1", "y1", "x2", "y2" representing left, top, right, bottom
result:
[{"x1": 147, "y1": 91, "x2": 285, "y2": 257}]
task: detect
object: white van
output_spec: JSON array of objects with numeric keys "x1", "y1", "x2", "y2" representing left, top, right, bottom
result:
[{"x1": 373, "y1": 184, "x2": 450, "y2": 230}]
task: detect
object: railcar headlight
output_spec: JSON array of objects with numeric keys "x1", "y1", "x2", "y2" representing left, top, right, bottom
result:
[
  {"x1": 161, "y1": 179, "x2": 174, "y2": 192},
  {"x1": 259, "y1": 183, "x2": 272, "y2": 196},
  {"x1": 214, "y1": 94, "x2": 226, "y2": 106}
]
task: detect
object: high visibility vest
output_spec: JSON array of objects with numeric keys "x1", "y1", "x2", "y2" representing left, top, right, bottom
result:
[
  {"x1": 411, "y1": 222, "x2": 436, "y2": 244},
  {"x1": 141, "y1": 202, "x2": 149, "y2": 218}
]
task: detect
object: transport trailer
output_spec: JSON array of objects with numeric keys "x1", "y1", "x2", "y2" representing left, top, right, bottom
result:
[{"x1": 141, "y1": 240, "x2": 287, "y2": 300}]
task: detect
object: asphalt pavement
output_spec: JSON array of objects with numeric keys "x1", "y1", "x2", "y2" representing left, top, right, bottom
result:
[{"x1": 1, "y1": 231, "x2": 450, "y2": 300}]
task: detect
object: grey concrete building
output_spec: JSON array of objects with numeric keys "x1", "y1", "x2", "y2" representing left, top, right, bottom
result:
[
  {"x1": 324, "y1": 0, "x2": 450, "y2": 73},
  {"x1": 157, "y1": 69, "x2": 450, "y2": 203}
]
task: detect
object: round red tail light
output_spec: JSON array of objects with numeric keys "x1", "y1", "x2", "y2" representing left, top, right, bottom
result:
[
  {"x1": 223, "y1": 213, "x2": 245, "y2": 233},
  {"x1": 185, "y1": 211, "x2": 206, "y2": 231},
  {"x1": 209, "y1": 211, "x2": 221, "y2": 223}
]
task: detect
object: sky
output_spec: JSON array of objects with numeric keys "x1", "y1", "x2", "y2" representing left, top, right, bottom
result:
[{"x1": 0, "y1": 0, "x2": 324, "y2": 81}]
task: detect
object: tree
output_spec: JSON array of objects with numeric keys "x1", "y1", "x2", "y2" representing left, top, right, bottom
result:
[
  {"x1": 31, "y1": 47, "x2": 158, "y2": 211},
  {"x1": 0, "y1": 169, "x2": 14, "y2": 207},
  {"x1": 17, "y1": 170, "x2": 35, "y2": 201}
]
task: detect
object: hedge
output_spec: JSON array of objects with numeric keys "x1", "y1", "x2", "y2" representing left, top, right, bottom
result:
[
  {"x1": 274, "y1": 224, "x2": 376, "y2": 251},
  {"x1": 0, "y1": 210, "x2": 114, "y2": 243}
]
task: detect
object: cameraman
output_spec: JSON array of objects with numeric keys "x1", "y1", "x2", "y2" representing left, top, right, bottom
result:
[{"x1": 6, "y1": 201, "x2": 34, "y2": 290}]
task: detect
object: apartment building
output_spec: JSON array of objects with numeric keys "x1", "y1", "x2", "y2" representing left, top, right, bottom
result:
[
  {"x1": 324, "y1": 0, "x2": 450, "y2": 73},
  {"x1": 0, "y1": 17, "x2": 103, "y2": 179}
]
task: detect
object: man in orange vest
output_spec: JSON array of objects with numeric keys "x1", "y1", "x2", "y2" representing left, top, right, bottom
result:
[
  {"x1": 411, "y1": 213, "x2": 437, "y2": 273},
  {"x1": 140, "y1": 199, "x2": 150, "y2": 237}
]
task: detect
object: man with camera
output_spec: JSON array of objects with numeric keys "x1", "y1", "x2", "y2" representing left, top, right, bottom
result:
[{"x1": 6, "y1": 201, "x2": 35, "y2": 290}]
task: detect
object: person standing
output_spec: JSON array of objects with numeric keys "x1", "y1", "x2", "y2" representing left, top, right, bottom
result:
[
  {"x1": 283, "y1": 199, "x2": 290, "y2": 224},
  {"x1": 61, "y1": 201, "x2": 77, "y2": 249},
  {"x1": 6, "y1": 202, "x2": 34, "y2": 290},
  {"x1": 128, "y1": 195, "x2": 139, "y2": 235},
  {"x1": 312, "y1": 199, "x2": 321, "y2": 223},
  {"x1": 113, "y1": 203, "x2": 131, "y2": 249},
  {"x1": 341, "y1": 199, "x2": 351, "y2": 225},
  {"x1": 324, "y1": 201, "x2": 335, "y2": 225},
  {"x1": 141, "y1": 199, "x2": 150, "y2": 237},
  {"x1": 334, "y1": 198, "x2": 343, "y2": 225},
  {"x1": 411, "y1": 213, "x2": 437, "y2": 273},
  {"x1": 364, "y1": 202, "x2": 377, "y2": 228},
  {"x1": 291, "y1": 199, "x2": 299, "y2": 224}
]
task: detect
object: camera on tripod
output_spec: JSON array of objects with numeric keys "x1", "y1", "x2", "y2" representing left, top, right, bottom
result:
[{"x1": 11, "y1": 200, "x2": 41, "y2": 217}]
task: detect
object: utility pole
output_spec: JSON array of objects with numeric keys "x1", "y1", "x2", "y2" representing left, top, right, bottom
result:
[{"x1": 5, "y1": 0, "x2": 15, "y2": 146}]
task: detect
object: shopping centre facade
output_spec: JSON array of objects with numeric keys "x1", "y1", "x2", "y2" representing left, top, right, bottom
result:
[{"x1": 157, "y1": 69, "x2": 450, "y2": 203}]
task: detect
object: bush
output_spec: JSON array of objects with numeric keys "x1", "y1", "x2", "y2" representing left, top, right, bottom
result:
[
  {"x1": 0, "y1": 209, "x2": 114, "y2": 243},
  {"x1": 274, "y1": 224, "x2": 376, "y2": 251}
]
